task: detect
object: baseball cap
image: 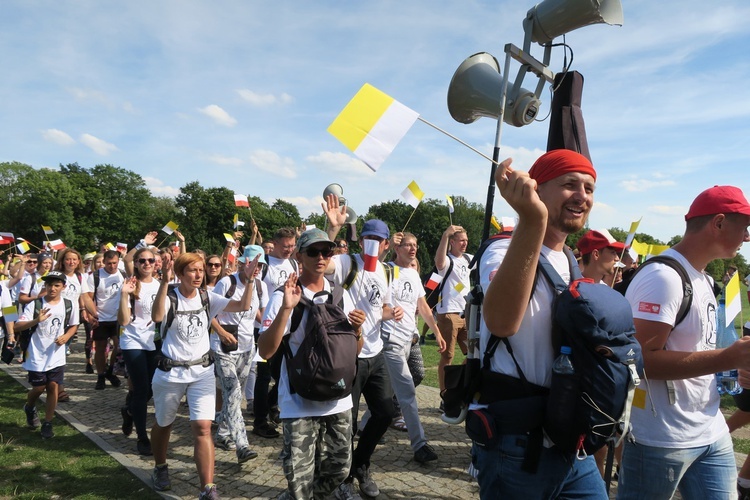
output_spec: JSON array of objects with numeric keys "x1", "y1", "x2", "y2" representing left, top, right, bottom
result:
[
  {"x1": 296, "y1": 229, "x2": 335, "y2": 252},
  {"x1": 83, "y1": 252, "x2": 96, "y2": 261},
  {"x1": 576, "y1": 229, "x2": 626, "y2": 256},
  {"x1": 41, "y1": 270, "x2": 66, "y2": 283},
  {"x1": 361, "y1": 219, "x2": 390, "y2": 239},
  {"x1": 238, "y1": 245, "x2": 267, "y2": 265},
  {"x1": 685, "y1": 185, "x2": 750, "y2": 221}
]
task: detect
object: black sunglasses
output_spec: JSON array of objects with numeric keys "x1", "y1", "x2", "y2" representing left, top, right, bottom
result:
[
  {"x1": 26, "y1": 261, "x2": 38, "y2": 264},
  {"x1": 137, "y1": 258, "x2": 155, "y2": 264},
  {"x1": 304, "y1": 247, "x2": 334, "y2": 258},
  {"x1": 207, "y1": 262, "x2": 222, "y2": 268}
]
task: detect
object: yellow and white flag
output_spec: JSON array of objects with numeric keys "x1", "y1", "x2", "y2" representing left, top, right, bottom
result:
[
  {"x1": 162, "y1": 221, "x2": 179, "y2": 235},
  {"x1": 42, "y1": 225, "x2": 54, "y2": 235},
  {"x1": 401, "y1": 181, "x2": 424, "y2": 209},
  {"x1": 725, "y1": 272, "x2": 741, "y2": 328},
  {"x1": 625, "y1": 217, "x2": 642, "y2": 247},
  {"x1": 328, "y1": 83, "x2": 419, "y2": 172},
  {"x1": 446, "y1": 195, "x2": 454, "y2": 214}
]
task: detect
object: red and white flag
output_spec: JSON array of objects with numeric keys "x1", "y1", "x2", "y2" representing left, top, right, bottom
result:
[
  {"x1": 425, "y1": 272, "x2": 443, "y2": 290},
  {"x1": 234, "y1": 194, "x2": 249, "y2": 207},
  {"x1": 49, "y1": 239, "x2": 66, "y2": 251},
  {"x1": 362, "y1": 239, "x2": 380, "y2": 272}
]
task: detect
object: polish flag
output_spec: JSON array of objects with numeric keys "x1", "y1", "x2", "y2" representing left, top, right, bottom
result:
[
  {"x1": 425, "y1": 272, "x2": 443, "y2": 290},
  {"x1": 234, "y1": 194, "x2": 249, "y2": 207},
  {"x1": 362, "y1": 239, "x2": 380, "y2": 272}
]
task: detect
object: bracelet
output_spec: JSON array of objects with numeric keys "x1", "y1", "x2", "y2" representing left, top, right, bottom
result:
[{"x1": 135, "y1": 239, "x2": 147, "y2": 250}]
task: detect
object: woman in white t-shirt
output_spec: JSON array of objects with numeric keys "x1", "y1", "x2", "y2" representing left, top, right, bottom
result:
[
  {"x1": 54, "y1": 248, "x2": 86, "y2": 402},
  {"x1": 117, "y1": 247, "x2": 161, "y2": 457},
  {"x1": 148, "y1": 252, "x2": 259, "y2": 499}
]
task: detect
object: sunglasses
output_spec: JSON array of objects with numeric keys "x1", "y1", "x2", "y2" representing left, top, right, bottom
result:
[
  {"x1": 207, "y1": 262, "x2": 222, "y2": 268},
  {"x1": 26, "y1": 261, "x2": 38, "y2": 264},
  {"x1": 304, "y1": 247, "x2": 334, "y2": 258},
  {"x1": 337, "y1": 244, "x2": 348, "y2": 248},
  {"x1": 137, "y1": 258, "x2": 156, "y2": 264}
]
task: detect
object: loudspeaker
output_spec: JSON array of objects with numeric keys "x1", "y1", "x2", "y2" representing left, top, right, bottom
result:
[
  {"x1": 525, "y1": 0, "x2": 623, "y2": 45},
  {"x1": 345, "y1": 206, "x2": 357, "y2": 224},
  {"x1": 323, "y1": 183, "x2": 344, "y2": 200},
  {"x1": 447, "y1": 52, "x2": 541, "y2": 127}
]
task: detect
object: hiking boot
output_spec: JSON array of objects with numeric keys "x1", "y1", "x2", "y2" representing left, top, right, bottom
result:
[
  {"x1": 24, "y1": 404, "x2": 40, "y2": 429},
  {"x1": 137, "y1": 437, "x2": 153, "y2": 456},
  {"x1": 199, "y1": 483, "x2": 220, "y2": 500},
  {"x1": 414, "y1": 443, "x2": 438, "y2": 464},
  {"x1": 85, "y1": 363, "x2": 94, "y2": 374},
  {"x1": 121, "y1": 406, "x2": 133, "y2": 436},
  {"x1": 152, "y1": 464, "x2": 171, "y2": 491},
  {"x1": 333, "y1": 481, "x2": 362, "y2": 500},
  {"x1": 236, "y1": 446, "x2": 258, "y2": 464},
  {"x1": 252, "y1": 421, "x2": 280, "y2": 439},
  {"x1": 95, "y1": 375, "x2": 106, "y2": 390},
  {"x1": 105, "y1": 371, "x2": 121, "y2": 387},
  {"x1": 40, "y1": 421, "x2": 54, "y2": 439},
  {"x1": 214, "y1": 435, "x2": 236, "y2": 451},
  {"x1": 353, "y1": 465, "x2": 379, "y2": 498}
]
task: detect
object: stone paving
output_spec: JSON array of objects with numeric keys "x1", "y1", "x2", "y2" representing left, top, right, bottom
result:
[{"x1": 4, "y1": 334, "x2": 748, "y2": 499}]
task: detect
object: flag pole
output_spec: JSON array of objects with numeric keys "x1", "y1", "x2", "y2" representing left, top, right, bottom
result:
[
  {"x1": 400, "y1": 206, "x2": 419, "y2": 233},
  {"x1": 417, "y1": 117, "x2": 502, "y2": 167},
  {"x1": 155, "y1": 235, "x2": 170, "y2": 249}
]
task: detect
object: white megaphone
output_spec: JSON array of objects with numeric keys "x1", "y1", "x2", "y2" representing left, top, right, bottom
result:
[
  {"x1": 524, "y1": 0, "x2": 623, "y2": 45},
  {"x1": 323, "y1": 183, "x2": 344, "y2": 200}
]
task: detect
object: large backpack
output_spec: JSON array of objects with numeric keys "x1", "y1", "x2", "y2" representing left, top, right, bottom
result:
[
  {"x1": 278, "y1": 288, "x2": 358, "y2": 402},
  {"x1": 538, "y1": 257, "x2": 643, "y2": 457},
  {"x1": 19, "y1": 298, "x2": 73, "y2": 360}
]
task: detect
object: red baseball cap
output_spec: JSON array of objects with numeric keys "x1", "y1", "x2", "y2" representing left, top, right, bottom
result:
[
  {"x1": 576, "y1": 229, "x2": 626, "y2": 256},
  {"x1": 685, "y1": 185, "x2": 750, "y2": 221}
]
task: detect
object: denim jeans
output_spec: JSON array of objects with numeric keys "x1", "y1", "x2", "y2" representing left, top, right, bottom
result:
[
  {"x1": 617, "y1": 432, "x2": 736, "y2": 500},
  {"x1": 382, "y1": 339, "x2": 427, "y2": 452},
  {"x1": 472, "y1": 435, "x2": 607, "y2": 499}
]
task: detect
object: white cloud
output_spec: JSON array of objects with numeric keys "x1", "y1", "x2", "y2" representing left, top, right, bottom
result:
[
  {"x1": 143, "y1": 176, "x2": 181, "y2": 197},
  {"x1": 306, "y1": 151, "x2": 374, "y2": 179},
  {"x1": 620, "y1": 179, "x2": 677, "y2": 193},
  {"x1": 281, "y1": 196, "x2": 325, "y2": 218},
  {"x1": 206, "y1": 154, "x2": 243, "y2": 166},
  {"x1": 237, "y1": 89, "x2": 293, "y2": 106},
  {"x1": 249, "y1": 149, "x2": 297, "y2": 179},
  {"x1": 80, "y1": 133, "x2": 118, "y2": 155},
  {"x1": 41, "y1": 128, "x2": 75, "y2": 146},
  {"x1": 67, "y1": 87, "x2": 110, "y2": 105},
  {"x1": 198, "y1": 104, "x2": 237, "y2": 127}
]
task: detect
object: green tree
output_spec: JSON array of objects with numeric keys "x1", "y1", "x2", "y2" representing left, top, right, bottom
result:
[{"x1": 175, "y1": 182, "x2": 237, "y2": 254}]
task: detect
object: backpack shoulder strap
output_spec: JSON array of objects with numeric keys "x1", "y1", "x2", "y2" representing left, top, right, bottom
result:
[
  {"x1": 93, "y1": 269, "x2": 100, "y2": 302},
  {"x1": 63, "y1": 298, "x2": 73, "y2": 328},
  {"x1": 76, "y1": 272, "x2": 83, "y2": 284},
  {"x1": 164, "y1": 285, "x2": 179, "y2": 334},
  {"x1": 289, "y1": 287, "x2": 310, "y2": 334},
  {"x1": 536, "y1": 253, "x2": 569, "y2": 293},
  {"x1": 29, "y1": 299, "x2": 44, "y2": 335},
  {"x1": 289, "y1": 258, "x2": 299, "y2": 274},
  {"x1": 225, "y1": 274, "x2": 237, "y2": 299},
  {"x1": 632, "y1": 256, "x2": 693, "y2": 327},
  {"x1": 382, "y1": 262, "x2": 394, "y2": 286},
  {"x1": 342, "y1": 254, "x2": 358, "y2": 290},
  {"x1": 437, "y1": 257, "x2": 454, "y2": 307}
]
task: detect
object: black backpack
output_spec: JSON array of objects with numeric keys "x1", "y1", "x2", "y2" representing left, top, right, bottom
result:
[
  {"x1": 422, "y1": 254, "x2": 470, "y2": 310},
  {"x1": 278, "y1": 288, "x2": 358, "y2": 402},
  {"x1": 19, "y1": 298, "x2": 73, "y2": 360}
]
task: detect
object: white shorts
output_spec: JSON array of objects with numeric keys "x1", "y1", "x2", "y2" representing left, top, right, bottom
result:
[{"x1": 152, "y1": 368, "x2": 216, "y2": 426}]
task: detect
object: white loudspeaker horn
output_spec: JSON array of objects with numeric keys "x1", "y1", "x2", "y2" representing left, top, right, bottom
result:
[
  {"x1": 525, "y1": 0, "x2": 623, "y2": 45},
  {"x1": 345, "y1": 206, "x2": 357, "y2": 224},
  {"x1": 447, "y1": 52, "x2": 541, "y2": 127},
  {"x1": 323, "y1": 183, "x2": 344, "y2": 199}
]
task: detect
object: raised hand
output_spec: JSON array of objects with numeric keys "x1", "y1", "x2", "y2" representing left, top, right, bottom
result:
[
  {"x1": 282, "y1": 273, "x2": 301, "y2": 310},
  {"x1": 122, "y1": 276, "x2": 137, "y2": 294},
  {"x1": 322, "y1": 193, "x2": 347, "y2": 228}
]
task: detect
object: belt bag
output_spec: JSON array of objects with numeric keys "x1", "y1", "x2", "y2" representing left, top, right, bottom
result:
[
  {"x1": 219, "y1": 324, "x2": 239, "y2": 353},
  {"x1": 156, "y1": 351, "x2": 214, "y2": 372}
]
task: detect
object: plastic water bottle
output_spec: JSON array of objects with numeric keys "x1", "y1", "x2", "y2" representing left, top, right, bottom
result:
[
  {"x1": 716, "y1": 300, "x2": 742, "y2": 395},
  {"x1": 553, "y1": 346, "x2": 576, "y2": 376}
]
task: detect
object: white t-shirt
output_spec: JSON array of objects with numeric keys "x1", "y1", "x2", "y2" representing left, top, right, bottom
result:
[
  {"x1": 211, "y1": 274, "x2": 259, "y2": 354},
  {"x1": 479, "y1": 239, "x2": 573, "y2": 388},
  {"x1": 625, "y1": 248, "x2": 727, "y2": 448},
  {"x1": 157, "y1": 288, "x2": 230, "y2": 383},
  {"x1": 263, "y1": 256, "x2": 298, "y2": 290},
  {"x1": 0, "y1": 285, "x2": 12, "y2": 340},
  {"x1": 260, "y1": 282, "x2": 353, "y2": 419},
  {"x1": 436, "y1": 253, "x2": 473, "y2": 314},
  {"x1": 381, "y1": 265, "x2": 425, "y2": 345},
  {"x1": 20, "y1": 298, "x2": 80, "y2": 372},
  {"x1": 19, "y1": 272, "x2": 44, "y2": 299},
  {"x1": 62, "y1": 273, "x2": 84, "y2": 305},
  {"x1": 85, "y1": 268, "x2": 125, "y2": 322},
  {"x1": 330, "y1": 254, "x2": 391, "y2": 358},
  {"x1": 119, "y1": 279, "x2": 161, "y2": 351}
]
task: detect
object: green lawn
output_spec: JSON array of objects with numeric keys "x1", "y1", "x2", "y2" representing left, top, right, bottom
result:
[{"x1": 0, "y1": 371, "x2": 160, "y2": 500}]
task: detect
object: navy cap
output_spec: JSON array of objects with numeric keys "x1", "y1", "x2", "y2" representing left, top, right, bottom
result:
[{"x1": 361, "y1": 219, "x2": 389, "y2": 239}]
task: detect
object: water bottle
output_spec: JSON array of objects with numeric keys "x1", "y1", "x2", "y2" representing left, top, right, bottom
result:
[
  {"x1": 716, "y1": 300, "x2": 742, "y2": 395},
  {"x1": 546, "y1": 346, "x2": 581, "y2": 451}
]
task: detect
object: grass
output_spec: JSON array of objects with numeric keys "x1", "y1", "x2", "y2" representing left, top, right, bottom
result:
[{"x1": 0, "y1": 370, "x2": 160, "y2": 500}]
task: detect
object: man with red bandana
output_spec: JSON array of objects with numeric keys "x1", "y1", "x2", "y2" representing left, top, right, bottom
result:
[{"x1": 474, "y1": 149, "x2": 605, "y2": 498}]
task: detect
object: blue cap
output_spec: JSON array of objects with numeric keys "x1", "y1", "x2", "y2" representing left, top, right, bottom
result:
[
  {"x1": 361, "y1": 219, "x2": 389, "y2": 239},
  {"x1": 238, "y1": 245, "x2": 267, "y2": 265}
]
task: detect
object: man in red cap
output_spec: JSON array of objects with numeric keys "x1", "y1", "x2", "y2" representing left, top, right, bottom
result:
[
  {"x1": 477, "y1": 149, "x2": 605, "y2": 498},
  {"x1": 577, "y1": 229, "x2": 626, "y2": 285},
  {"x1": 618, "y1": 185, "x2": 750, "y2": 499}
]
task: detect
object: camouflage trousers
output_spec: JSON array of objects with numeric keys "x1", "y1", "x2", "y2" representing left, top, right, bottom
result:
[
  {"x1": 214, "y1": 349, "x2": 253, "y2": 450},
  {"x1": 278, "y1": 411, "x2": 352, "y2": 500}
]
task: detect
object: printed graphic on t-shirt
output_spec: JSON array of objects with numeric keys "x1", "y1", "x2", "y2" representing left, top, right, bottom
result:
[
  {"x1": 109, "y1": 281, "x2": 122, "y2": 294},
  {"x1": 638, "y1": 302, "x2": 661, "y2": 314},
  {"x1": 176, "y1": 311, "x2": 207, "y2": 344},
  {"x1": 398, "y1": 281, "x2": 415, "y2": 302},
  {"x1": 705, "y1": 301, "x2": 717, "y2": 348},
  {"x1": 141, "y1": 294, "x2": 157, "y2": 316},
  {"x1": 40, "y1": 315, "x2": 64, "y2": 338},
  {"x1": 364, "y1": 275, "x2": 384, "y2": 308}
]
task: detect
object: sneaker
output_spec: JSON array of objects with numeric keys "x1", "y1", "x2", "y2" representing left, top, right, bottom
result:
[
  {"x1": 353, "y1": 465, "x2": 379, "y2": 498},
  {"x1": 214, "y1": 435, "x2": 236, "y2": 451},
  {"x1": 85, "y1": 363, "x2": 94, "y2": 374},
  {"x1": 95, "y1": 375, "x2": 106, "y2": 390},
  {"x1": 333, "y1": 481, "x2": 362, "y2": 500},
  {"x1": 121, "y1": 406, "x2": 133, "y2": 436},
  {"x1": 41, "y1": 421, "x2": 54, "y2": 439},
  {"x1": 414, "y1": 443, "x2": 438, "y2": 464},
  {"x1": 199, "y1": 483, "x2": 220, "y2": 500},
  {"x1": 419, "y1": 335, "x2": 426, "y2": 345},
  {"x1": 105, "y1": 372, "x2": 121, "y2": 387},
  {"x1": 252, "y1": 421, "x2": 280, "y2": 439},
  {"x1": 137, "y1": 438, "x2": 153, "y2": 456},
  {"x1": 24, "y1": 404, "x2": 40, "y2": 429},
  {"x1": 236, "y1": 446, "x2": 258, "y2": 464},
  {"x1": 152, "y1": 464, "x2": 171, "y2": 491},
  {"x1": 426, "y1": 333, "x2": 436, "y2": 340}
]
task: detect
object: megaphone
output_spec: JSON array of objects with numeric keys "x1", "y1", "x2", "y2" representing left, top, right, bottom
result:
[
  {"x1": 345, "y1": 206, "x2": 358, "y2": 242},
  {"x1": 525, "y1": 0, "x2": 623, "y2": 45},
  {"x1": 447, "y1": 52, "x2": 541, "y2": 127},
  {"x1": 345, "y1": 206, "x2": 357, "y2": 224},
  {"x1": 323, "y1": 183, "x2": 344, "y2": 200}
]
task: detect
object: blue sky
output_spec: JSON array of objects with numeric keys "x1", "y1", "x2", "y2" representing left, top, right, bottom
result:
[{"x1": 2, "y1": 1, "x2": 750, "y2": 258}]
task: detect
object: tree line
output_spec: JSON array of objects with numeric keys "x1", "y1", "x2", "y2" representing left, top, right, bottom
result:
[{"x1": 0, "y1": 161, "x2": 745, "y2": 282}]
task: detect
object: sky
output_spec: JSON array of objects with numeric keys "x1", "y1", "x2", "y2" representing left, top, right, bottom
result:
[{"x1": 2, "y1": 1, "x2": 750, "y2": 258}]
